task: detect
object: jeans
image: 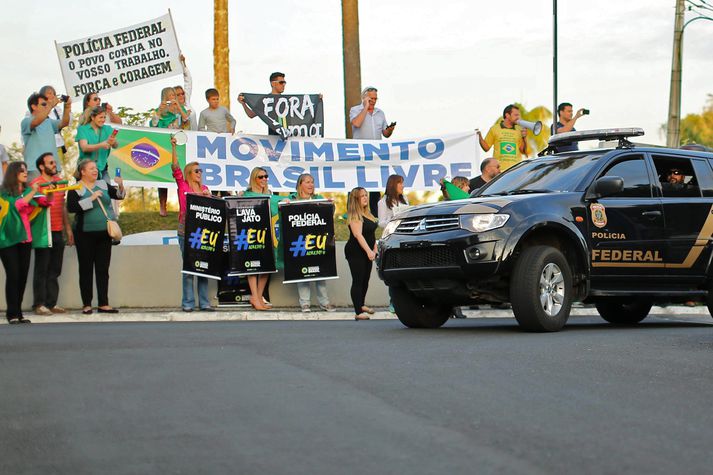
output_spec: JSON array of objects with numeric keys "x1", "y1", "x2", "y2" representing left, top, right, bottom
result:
[
  {"x1": 177, "y1": 235, "x2": 210, "y2": 309},
  {"x1": 297, "y1": 280, "x2": 330, "y2": 307},
  {"x1": 0, "y1": 243, "x2": 32, "y2": 319},
  {"x1": 75, "y1": 230, "x2": 112, "y2": 307},
  {"x1": 33, "y1": 231, "x2": 65, "y2": 308}
]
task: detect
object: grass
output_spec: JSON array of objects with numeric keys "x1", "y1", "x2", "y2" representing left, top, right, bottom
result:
[{"x1": 117, "y1": 211, "x2": 381, "y2": 241}]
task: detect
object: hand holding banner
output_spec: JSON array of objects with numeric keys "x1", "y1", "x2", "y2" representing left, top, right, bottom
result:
[
  {"x1": 240, "y1": 93, "x2": 324, "y2": 139},
  {"x1": 182, "y1": 194, "x2": 226, "y2": 280}
]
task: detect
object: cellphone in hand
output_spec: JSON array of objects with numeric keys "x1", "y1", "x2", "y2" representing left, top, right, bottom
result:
[
  {"x1": 110, "y1": 129, "x2": 119, "y2": 138},
  {"x1": 115, "y1": 168, "x2": 121, "y2": 177},
  {"x1": 388, "y1": 122, "x2": 397, "y2": 128}
]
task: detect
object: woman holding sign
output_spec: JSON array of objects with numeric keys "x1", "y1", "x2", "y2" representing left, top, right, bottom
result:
[
  {"x1": 287, "y1": 173, "x2": 336, "y2": 313},
  {"x1": 76, "y1": 106, "x2": 118, "y2": 181},
  {"x1": 171, "y1": 135, "x2": 213, "y2": 312},
  {"x1": 243, "y1": 167, "x2": 286, "y2": 311},
  {"x1": 346, "y1": 187, "x2": 378, "y2": 321},
  {"x1": 151, "y1": 87, "x2": 190, "y2": 217},
  {"x1": 67, "y1": 159, "x2": 125, "y2": 315}
]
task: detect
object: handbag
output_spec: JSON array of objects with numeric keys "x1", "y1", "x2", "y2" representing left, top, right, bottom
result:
[{"x1": 95, "y1": 196, "x2": 122, "y2": 241}]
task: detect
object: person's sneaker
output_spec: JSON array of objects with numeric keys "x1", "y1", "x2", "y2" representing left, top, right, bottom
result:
[
  {"x1": 319, "y1": 304, "x2": 337, "y2": 312},
  {"x1": 301, "y1": 304, "x2": 311, "y2": 313},
  {"x1": 50, "y1": 306, "x2": 66, "y2": 314},
  {"x1": 388, "y1": 304, "x2": 395, "y2": 314},
  {"x1": 34, "y1": 305, "x2": 52, "y2": 316}
]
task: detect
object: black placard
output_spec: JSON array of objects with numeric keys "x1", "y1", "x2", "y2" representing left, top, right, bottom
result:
[
  {"x1": 240, "y1": 93, "x2": 324, "y2": 140},
  {"x1": 225, "y1": 196, "x2": 276, "y2": 276},
  {"x1": 182, "y1": 194, "x2": 226, "y2": 280},
  {"x1": 280, "y1": 200, "x2": 337, "y2": 283}
]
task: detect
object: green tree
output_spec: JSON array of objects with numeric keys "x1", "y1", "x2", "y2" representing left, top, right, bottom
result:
[{"x1": 680, "y1": 94, "x2": 713, "y2": 147}]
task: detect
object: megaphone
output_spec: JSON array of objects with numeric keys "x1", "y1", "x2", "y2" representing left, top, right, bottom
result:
[{"x1": 517, "y1": 119, "x2": 543, "y2": 136}]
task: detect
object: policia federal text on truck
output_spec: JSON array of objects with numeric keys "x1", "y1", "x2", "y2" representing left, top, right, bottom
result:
[{"x1": 377, "y1": 128, "x2": 713, "y2": 331}]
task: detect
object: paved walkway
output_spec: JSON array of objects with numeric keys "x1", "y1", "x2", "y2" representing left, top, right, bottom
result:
[{"x1": 3, "y1": 304, "x2": 711, "y2": 324}]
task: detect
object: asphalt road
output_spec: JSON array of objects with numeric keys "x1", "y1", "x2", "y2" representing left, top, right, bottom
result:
[{"x1": 2, "y1": 314, "x2": 713, "y2": 474}]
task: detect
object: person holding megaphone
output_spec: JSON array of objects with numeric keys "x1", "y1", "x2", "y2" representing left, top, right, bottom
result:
[{"x1": 477, "y1": 104, "x2": 530, "y2": 171}]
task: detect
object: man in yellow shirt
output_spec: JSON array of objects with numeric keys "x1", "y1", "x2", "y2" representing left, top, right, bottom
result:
[{"x1": 477, "y1": 104, "x2": 528, "y2": 171}]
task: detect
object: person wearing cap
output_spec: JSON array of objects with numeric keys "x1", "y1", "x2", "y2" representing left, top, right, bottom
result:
[
  {"x1": 349, "y1": 86, "x2": 396, "y2": 216},
  {"x1": 477, "y1": 104, "x2": 527, "y2": 172}
]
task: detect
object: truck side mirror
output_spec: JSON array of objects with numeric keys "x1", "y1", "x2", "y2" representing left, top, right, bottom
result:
[{"x1": 587, "y1": 176, "x2": 624, "y2": 199}]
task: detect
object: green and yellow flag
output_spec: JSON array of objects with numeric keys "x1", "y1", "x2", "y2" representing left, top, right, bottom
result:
[{"x1": 0, "y1": 194, "x2": 29, "y2": 249}]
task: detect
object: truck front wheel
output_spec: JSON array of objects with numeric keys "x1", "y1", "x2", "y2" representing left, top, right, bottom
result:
[{"x1": 391, "y1": 286, "x2": 451, "y2": 329}]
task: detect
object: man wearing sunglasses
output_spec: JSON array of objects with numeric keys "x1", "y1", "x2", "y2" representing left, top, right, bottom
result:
[
  {"x1": 238, "y1": 71, "x2": 286, "y2": 136},
  {"x1": 21, "y1": 92, "x2": 72, "y2": 180}
]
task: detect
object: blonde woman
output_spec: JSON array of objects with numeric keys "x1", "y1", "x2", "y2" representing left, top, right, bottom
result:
[
  {"x1": 242, "y1": 167, "x2": 285, "y2": 310},
  {"x1": 287, "y1": 173, "x2": 335, "y2": 312},
  {"x1": 345, "y1": 187, "x2": 378, "y2": 320}
]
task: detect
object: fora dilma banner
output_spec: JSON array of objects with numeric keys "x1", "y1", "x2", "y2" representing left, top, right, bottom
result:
[
  {"x1": 107, "y1": 126, "x2": 479, "y2": 192},
  {"x1": 55, "y1": 13, "x2": 181, "y2": 99}
]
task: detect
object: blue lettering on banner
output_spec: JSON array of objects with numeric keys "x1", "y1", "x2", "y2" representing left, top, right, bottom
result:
[
  {"x1": 392, "y1": 165, "x2": 420, "y2": 188},
  {"x1": 392, "y1": 141, "x2": 415, "y2": 160},
  {"x1": 304, "y1": 142, "x2": 335, "y2": 162},
  {"x1": 202, "y1": 163, "x2": 223, "y2": 186},
  {"x1": 225, "y1": 165, "x2": 251, "y2": 187},
  {"x1": 308, "y1": 166, "x2": 321, "y2": 188},
  {"x1": 380, "y1": 165, "x2": 391, "y2": 186},
  {"x1": 323, "y1": 167, "x2": 345, "y2": 188},
  {"x1": 418, "y1": 139, "x2": 445, "y2": 159},
  {"x1": 356, "y1": 166, "x2": 379, "y2": 188},
  {"x1": 423, "y1": 164, "x2": 447, "y2": 186},
  {"x1": 363, "y1": 142, "x2": 390, "y2": 161},
  {"x1": 283, "y1": 166, "x2": 304, "y2": 189},
  {"x1": 230, "y1": 137, "x2": 258, "y2": 161},
  {"x1": 290, "y1": 141, "x2": 301, "y2": 162},
  {"x1": 197, "y1": 136, "x2": 226, "y2": 160},
  {"x1": 259, "y1": 139, "x2": 286, "y2": 162},
  {"x1": 337, "y1": 143, "x2": 361, "y2": 161},
  {"x1": 450, "y1": 163, "x2": 472, "y2": 178}
]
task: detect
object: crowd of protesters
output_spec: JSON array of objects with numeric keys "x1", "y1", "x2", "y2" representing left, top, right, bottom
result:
[{"x1": 1, "y1": 53, "x2": 581, "y2": 322}]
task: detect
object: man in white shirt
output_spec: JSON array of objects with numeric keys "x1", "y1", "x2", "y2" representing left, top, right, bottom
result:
[{"x1": 349, "y1": 86, "x2": 396, "y2": 213}]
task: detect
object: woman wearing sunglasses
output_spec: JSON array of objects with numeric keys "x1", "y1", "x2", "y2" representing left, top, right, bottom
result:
[
  {"x1": 242, "y1": 167, "x2": 286, "y2": 310},
  {"x1": 171, "y1": 136, "x2": 213, "y2": 312},
  {"x1": 0, "y1": 162, "x2": 51, "y2": 324}
]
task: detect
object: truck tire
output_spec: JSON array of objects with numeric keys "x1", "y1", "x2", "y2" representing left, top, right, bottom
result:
[
  {"x1": 510, "y1": 246, "x2": 573, "y2": 332},
  {"x1": 595, "y1": 298, "x2": 652, "y2": 325},
  {"x1": 391, "y1": 286, "x2": 451, "y2": 329}
]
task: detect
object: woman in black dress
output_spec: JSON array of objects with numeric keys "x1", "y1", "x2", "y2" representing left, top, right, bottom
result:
[{"x1": 345, "y1": 187, "x2": 378, "y2": 321}]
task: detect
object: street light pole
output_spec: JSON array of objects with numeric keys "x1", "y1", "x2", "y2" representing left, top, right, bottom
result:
[{"x1": 666, "y1": 0, "x2": 686, "y2": 147}]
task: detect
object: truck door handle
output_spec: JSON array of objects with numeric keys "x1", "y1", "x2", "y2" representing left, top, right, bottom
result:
[{"x1": 641, "y1": 210, "x2": 662, "y2": 218}]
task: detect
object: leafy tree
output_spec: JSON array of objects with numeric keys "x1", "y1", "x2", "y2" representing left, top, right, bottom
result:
[{"x1": 680, "y1": 94, "x2": 713, "y2": 147}]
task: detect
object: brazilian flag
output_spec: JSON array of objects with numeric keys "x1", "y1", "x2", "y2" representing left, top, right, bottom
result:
[
  {"x1": 443, "y1": 179, "x2": 470, "y2": 200},
  {"x1": 0, "y1": 194, "x2": 29, "y2": 249},
  {"x1": 107, "y1": 127, "x2": 186, "y2": 184},
  {"x1": 29, "y1": 205, "x2": 51, "y2": 249}
]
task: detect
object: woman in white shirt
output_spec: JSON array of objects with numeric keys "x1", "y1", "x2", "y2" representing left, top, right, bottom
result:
[{"x1": 377, "y1": 174, "x2": 409, "y2": 228}]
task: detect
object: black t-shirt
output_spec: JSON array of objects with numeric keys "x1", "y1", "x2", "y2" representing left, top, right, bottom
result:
[{"x1": 469, "y1": 175, "x2": 486, "y2": 193}]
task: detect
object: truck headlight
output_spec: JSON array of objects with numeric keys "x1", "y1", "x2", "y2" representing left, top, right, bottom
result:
[
  {"x1": 382, "y1": 219, "x2": 401, "y2": 238},
  {"x1": 459, "y1": 214, "x2": 509, "y2": 233}
]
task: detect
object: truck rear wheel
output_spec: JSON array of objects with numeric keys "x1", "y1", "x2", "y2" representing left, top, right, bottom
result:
[
  {"x1": 595, "y1": 298, "x2": 652, "y2": 325},
  {"x1": 391, "y1": 286, "x2": 451, "y2": 329},
  {"x1": 510, "y1": 246, "x2": 573, "y2": 332}
]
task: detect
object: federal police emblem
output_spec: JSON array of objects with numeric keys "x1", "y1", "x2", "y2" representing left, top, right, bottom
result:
[{"x1": 590, "y1": 203, "x2": 607, "y2": 228}]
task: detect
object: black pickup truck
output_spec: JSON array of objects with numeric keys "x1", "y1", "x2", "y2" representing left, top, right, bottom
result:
[{"x1": 377, "y1": 128, "x2": 713, "y2": 331}]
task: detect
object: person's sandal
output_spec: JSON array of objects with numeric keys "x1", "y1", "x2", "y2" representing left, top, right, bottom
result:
[
  {"x1": 18, "y1": 317, "x2": 32, "y2": 324},
  {"x1": 354, "y1": 313, "x2": 370, "y2": 321},
  {"x1": 361, "y1": 306, "x2": 375, "y2": 315},
  {"x1": 7, "y1": 317, "x2": 21, "y2": 324}
]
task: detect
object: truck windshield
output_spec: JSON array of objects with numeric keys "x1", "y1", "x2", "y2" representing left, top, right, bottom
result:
[{"x1": 478, "y1": 154, "x2": 603, "y2": 196}]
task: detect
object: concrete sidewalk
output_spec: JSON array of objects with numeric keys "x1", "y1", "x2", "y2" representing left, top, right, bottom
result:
[{"x1": 2, "y1": 304, "x2": 711, "y2": 324}]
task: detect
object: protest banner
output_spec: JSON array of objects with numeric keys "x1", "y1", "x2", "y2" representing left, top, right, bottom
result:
[
  {"x1": 280, "y1": 200, "x2": 337, "y2": 284},
  {"x1": 225, "y1": 197, "x2": 276, "y2": 276},
  {"x1": 182, "y1": 194, "x2": 226, "y2": 280},
  {"x1": 107, "y1": 125, "x2": 479, "y2": 192},
  {"x1": 240, "y1": 93, "x2": 324, "y2": 140},
  {"x1": 55, "y1": 13, "x2": 181, "y2": 99}
]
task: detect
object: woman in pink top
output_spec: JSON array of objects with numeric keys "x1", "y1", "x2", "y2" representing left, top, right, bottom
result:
[
  {"x1": 0, "y1": 162, "x2": 50, "y2": 323},
  {"x1": 171, "y1": 137, "x2": 213, "y2": 311}
]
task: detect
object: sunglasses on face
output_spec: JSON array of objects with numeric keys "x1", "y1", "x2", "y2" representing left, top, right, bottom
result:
[
  {"x1": 257, "y1": 174, "x2": 268, "y2": 179},
  {"x1": 193, "y1": 168, "x2": 203, "y2": 173},
  {"x1": 176, "y1": 92, "x2": 185, "y2": 96},
  {"x1": 669, "y1": 170, "x2": 683, "y2": 175},
  {"x1": 274, "y1": 80, "x2": 286, "y2": 85}
]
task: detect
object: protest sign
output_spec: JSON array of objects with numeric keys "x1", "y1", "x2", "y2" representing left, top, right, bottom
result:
[
  {"x1": 225, "y1": 197, "x2": 276, "y2": 276},
  {"x1": 182, "y1": 194, "x2": 226, "y2": 280},
  {"x1": 107, "y1": 125, "x2": 479, "y2": 192},
  {"x1": 280, "y1": 200, "x2": 337, "y2": 283},
  {"x1": 217, "y1": 237, "x2": 251, "y2": 307},
  {"x1": 240, "y1": 93, "x2": 324, "y2": 140},
  {"x1": 56, "y1": 13, "x2": 181, "y2": 99}
]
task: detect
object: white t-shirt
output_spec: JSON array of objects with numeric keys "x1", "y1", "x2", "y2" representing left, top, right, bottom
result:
[{"x1": 0, "y1": 144, "x2": 9, "y2": 182}]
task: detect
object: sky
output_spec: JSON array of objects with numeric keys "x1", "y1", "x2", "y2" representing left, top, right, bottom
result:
[{"x1": 0, "y1": 0, "x2": 711, "y2": 148}]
